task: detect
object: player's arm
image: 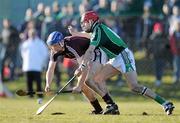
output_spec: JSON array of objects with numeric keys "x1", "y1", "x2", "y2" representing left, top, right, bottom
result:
[
  {"x1": 75, "y1": 28, "x2": 99, "y2": 76},
  {"x1": 68, "y1": 26, "x2": 91, "y2": 39},
  {"x1": 82, "y1": 45, "x2": 96, "y2": 66},
  {"x1": 74, "y1": 45, "x2": 96, "y2": 77},
  {"x1": 45, "y1": 61, "x2": 56, "y2": 92},
  {"x1": 73, "y1": 65, "x2": 88, "y2": 93},
  {"x1": 81, "y1": 28, "x2": 99, "y2": 67}
]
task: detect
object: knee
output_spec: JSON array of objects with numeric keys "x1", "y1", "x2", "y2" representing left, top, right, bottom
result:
[
  {"x1": 130, "y1": 84, "x2": 148, "y2": 95},
  {"x1": 129, "y1": 84, "x2": 142, "y2": 93}
]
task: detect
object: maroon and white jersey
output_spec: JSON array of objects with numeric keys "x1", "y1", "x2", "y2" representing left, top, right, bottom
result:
[{"x1": 50, "y1": 36, "x2": 90, "y2": 62}]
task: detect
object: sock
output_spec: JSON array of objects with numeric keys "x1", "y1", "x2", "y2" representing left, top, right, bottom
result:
[
  {"x1": 90, "y1": 99, "x2": 103, "y2": 112},
  {"x1": 102, "y1": 93, "x2": 115, "y2": 105},
  {"x1": 154, "y1": 95, "x2": 166, "y2": 105}
]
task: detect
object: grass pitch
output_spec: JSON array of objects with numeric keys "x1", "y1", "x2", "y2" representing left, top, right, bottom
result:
[
  {"x1": 1, "y1": 52, "x2": 180, "y2": 123},
  {"x1": 0, "y1": 95, "x2": 179, "y2": 123}
]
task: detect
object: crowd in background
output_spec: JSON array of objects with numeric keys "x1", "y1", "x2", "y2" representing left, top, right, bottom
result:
[{"x1": 0, "y1": 0, "x2": 180, "y2": 97}]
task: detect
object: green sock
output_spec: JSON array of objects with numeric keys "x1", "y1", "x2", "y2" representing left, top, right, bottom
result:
[{"x1": 154, "y1": 95, "x2": 166, "y2": 105}]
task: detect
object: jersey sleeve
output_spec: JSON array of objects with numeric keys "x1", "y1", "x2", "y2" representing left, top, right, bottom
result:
[{"x1": 90, "y1": 27, "x2": 101, "y2": 47}]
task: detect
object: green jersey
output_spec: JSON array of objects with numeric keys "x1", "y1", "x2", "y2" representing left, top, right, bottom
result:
[{"x1": 90, "y1": 23, "x2": 128, "y2": 59}]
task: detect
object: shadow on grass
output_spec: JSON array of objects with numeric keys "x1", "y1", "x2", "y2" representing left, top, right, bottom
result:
[{"x1": 51, "y1": 112, "x2": 65, "y2": 115}]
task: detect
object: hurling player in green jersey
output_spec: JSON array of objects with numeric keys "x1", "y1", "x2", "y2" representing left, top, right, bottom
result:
[{"x1": 74, "y1": 11, "x2": 174, "y2": 115}]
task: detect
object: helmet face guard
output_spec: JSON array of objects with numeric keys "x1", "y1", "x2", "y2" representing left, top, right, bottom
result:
[{"x1": 46, "y1": 31, "x2": 64, "y2": 46}]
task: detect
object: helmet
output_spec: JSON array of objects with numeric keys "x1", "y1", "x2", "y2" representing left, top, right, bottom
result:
[
  {"x1": 46, "y1": 31, "x2": 64, "y2": 46},
  {"x1": 81, "y1": 11, "x2": 99, "y2": 23}
]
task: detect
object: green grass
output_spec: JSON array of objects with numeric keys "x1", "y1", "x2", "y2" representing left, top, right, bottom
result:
[
  {"x1": 0, "y1": 74, "x2": 180, "y2": 123},
  {"x1": 0, "y1": 98, "x2": 180, "y2": 123}
]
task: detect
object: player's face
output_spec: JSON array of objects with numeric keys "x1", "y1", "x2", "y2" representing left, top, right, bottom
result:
[
  {"x1": 50, "y1": 40, "x2": 65, "y2": 53},
  {"x1": 80, "y1": 20, "x2": 92, "y2": 33}
]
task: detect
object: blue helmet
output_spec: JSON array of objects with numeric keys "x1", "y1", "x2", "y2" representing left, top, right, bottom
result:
[{"x1": 46, "y1": 31, "x2": 64, "y2": 46}]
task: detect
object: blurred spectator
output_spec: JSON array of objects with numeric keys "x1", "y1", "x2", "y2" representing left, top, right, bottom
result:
[
  {"x1": 169, "y1": 20, "x2": 180, "y2": 84},
  {"x1": 64, "y1": 2, "x2": 79, "y2": 31},
  {"x1": 1, "y1": 19, "x2": 20, "y2": 81},
  {"x1": 0, "y1": 42, "x2": 13, "y2": 97},
  {"x1": 67, "y1": 2, "x2": 78, "y2": 17},
  {"x1": 79, "y1": 3, "x2": 87, "y2": 16},
  {"x1": 103, "y1": 16, "x2": 124, "y2": 39},
  {"x1": 110, "y1": 0, "x2": 120, "y2": 16},
  {"x1": 52, "y1": 1, "x2": 63, "y2": 21},
  {"x1": 81, "y1": 0, "x2": 92, "y2": 11},
  {"x1": 19, "y1": 8, "x2": 34, "y2": 33},
  {"x1": 20, "y1": 20, "x2": 36, "y2": 41},
  {"x1": 162, "y1": 3, "x2": 171, "y2": 37},
  {"x1": 93, "y1": 0, "x2": 111, "y2": 16},
  {"x1": 51, "y1": 1, "x2": 67, "y2": 36},
  {"x1": 41, "y1": 6, "x2": 53, "y2": 41},
  {"x1": 167, "y1": 0, "x2": 180, "y2": 10},
  {"x1": 20, "y1": 28, "x2": 48, "y2": 101},
  {"x1": 144, "y1": 0, "x2": 153, "y2": 8},
  {"x1": 169, "y1": 5, "x2": 180, "y2": 35},
  {"x1": 161, "y1": 3, "x2": 173, "y2": 67},
  {"x1": 141, "y1": 4, "x2": 154, "y2": 56},
  {"x1": 149, "y1": 22, "x2": 170, "y2": 86},
  {"x1": 134, "y1": 16, "x2": 143, "y2": 50},
  {"x1": 33, "y1": 3, "x2": 45, "y2": 37}
]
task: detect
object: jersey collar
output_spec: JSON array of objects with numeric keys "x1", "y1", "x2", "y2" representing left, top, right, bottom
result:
[{"x1": 91, "y1": 21, "x2": 99, "y2": 32}]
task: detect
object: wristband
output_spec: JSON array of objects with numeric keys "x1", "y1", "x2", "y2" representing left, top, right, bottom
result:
[
  {"x1": 81, "y1": 64, "x2": 86, "y2": 68},
  {"x1": 80, "y1": 64, "x2": 86, "y2": 70}
]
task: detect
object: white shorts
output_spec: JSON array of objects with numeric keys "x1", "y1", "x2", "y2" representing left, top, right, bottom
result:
[
  {"x1": 77, "y1": 48, "x2": 108, "y2": 65},
  {"x1": 107, "y1": 48, "x2": 136, "y2": 73}
]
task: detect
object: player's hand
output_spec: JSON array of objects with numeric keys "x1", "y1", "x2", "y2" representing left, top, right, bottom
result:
[
  {"x1": 45, "y1": 84, "x2": 50, "y2": 92},
  {"x1": 72, "y1": 86, "x2": 82, "y2": 93},
  {"x1": 74, "y1": 68, "x2": 82, "y2": 77},
  {"x1": 68, "y1": 26, "x2": 77, "y2": 36}
]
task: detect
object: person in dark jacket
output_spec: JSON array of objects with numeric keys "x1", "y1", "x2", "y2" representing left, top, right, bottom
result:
[{"x1": 149, "y1": 22, "x2": 170, "y2": 86}]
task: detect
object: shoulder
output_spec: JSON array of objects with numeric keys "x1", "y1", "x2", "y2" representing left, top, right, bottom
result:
[
  {"x1": 91, "y1": 27, "x2": 100, "y2": 41},
  {"x1": 64, "y1": 36, "x2": 90, "y2": 44},
  {"x1": 65, "y1": 36, "x2": 89, "y2": 41}
]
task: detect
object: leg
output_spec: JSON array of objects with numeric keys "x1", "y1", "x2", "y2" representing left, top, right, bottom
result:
[
  {"x1": 124, "y1": 71, "x2": 156, "y2": 98},
  {"x1": 154, "y1": 59, "x2": 164, "y2": 86},
  {"x1": 81, "y1": 83, "x2": 103, "y2": 114},
  {"x1": 92, "y1": 63, "x2": 119, "y2": 115},
  {"x1": 107, "y1": 48, "x2": 174, "y2": 115},
  {"x1": 34, "y1": 72, "x2": 43, "y2": 98},
  {"x1": 172, "y1": 55, "x2": 180, "y2": 83},
  {"x1": 85, "y1": 62, "x2": 107, "y2": 97},
  {"x1": 26, "y1": 72, "x2": 33, "y2": 98},
  {"x1": 175, "y1": 56, "x2": 180, "y2": 83},
  {"x1": 124, "y1": 70, "x2": 174, "y2": 115},
  {"x1": 87, "y1": 62, "x2": 118, "y2": 96}
]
